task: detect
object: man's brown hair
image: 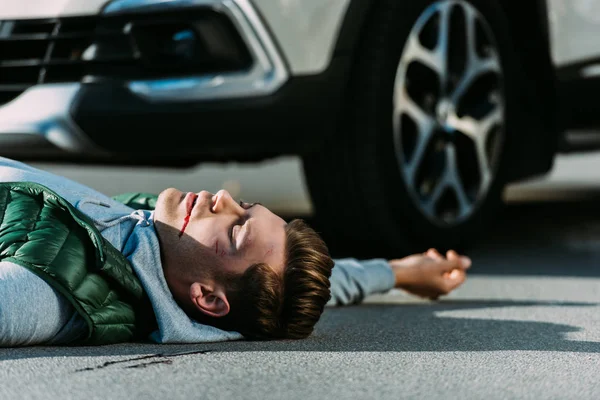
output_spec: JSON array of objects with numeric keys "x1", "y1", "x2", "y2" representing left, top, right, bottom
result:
[{"x1": 196, "y1": 219, "x2": 334, "y2": 339}]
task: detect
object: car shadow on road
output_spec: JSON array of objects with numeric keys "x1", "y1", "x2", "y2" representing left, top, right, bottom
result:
[
  {"x1": 463, "y1": 200, "x2": 600, "y2": 277},
  {"x1": 1, "y1": 299, "x2": 600, "y2": 364},
  {"x1": 315, "y1": 200, "x2": 600, "y2": 278}
]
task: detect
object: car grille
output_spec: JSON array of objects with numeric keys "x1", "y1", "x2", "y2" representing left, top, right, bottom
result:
[
  {"x1": 0, "y1": 17, "x2": 96, "y2": 104},
  {"x1": 0, "y1": 10, "x2": 252, "y2": 106}
]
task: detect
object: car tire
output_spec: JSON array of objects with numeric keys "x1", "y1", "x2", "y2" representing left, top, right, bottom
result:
[{"x1": 303, "y1": 0, "x2": 532, "y2": 257}]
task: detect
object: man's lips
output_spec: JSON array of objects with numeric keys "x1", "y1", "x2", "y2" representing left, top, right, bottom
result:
[{"x1": 185, "y1": 192, "x2": 198, "y2": 216}]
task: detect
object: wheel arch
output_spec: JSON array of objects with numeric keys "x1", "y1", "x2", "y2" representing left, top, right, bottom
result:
[{"x1": 497, "y1": 0, "x2": 561, "y2": 181}]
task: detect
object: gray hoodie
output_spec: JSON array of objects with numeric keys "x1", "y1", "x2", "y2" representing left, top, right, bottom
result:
[{"x1": 0, "y1": 157, "x2": 395, "y2": 344}]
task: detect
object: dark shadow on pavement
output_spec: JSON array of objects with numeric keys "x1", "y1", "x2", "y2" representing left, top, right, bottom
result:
[
  {"x1": 214, "y1": 299, "x2": 600, "y2": 353},
  {"x1": 1, "y1": 299, "x2": 599, "y2": 364},
  {"x1": 308, "y1": 200, "x2": 600, "y2": 278}
]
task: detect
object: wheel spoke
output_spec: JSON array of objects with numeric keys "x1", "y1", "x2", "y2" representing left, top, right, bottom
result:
[
  {"x1": 446, "y1": 112, "x2": 478, "y2": 137},
  {"x1": 462, "y1": 3, "x2": 479, "y2": 66},
  {"x1": 423, "y1": 175, "x2": 447, "y2": 216},
  {"x1": 395, "y1": 87, "x2": 433, "y2": 128},
  {"x1": 478, "y1": 106, "x2": 503, "y2": 142},
  {"x1": 450, "y1": 57, "x2": 500, "y2": 104},
  {"x1": 406, "y1": 122, "x2": 435, "y2": 183},
  {"x1": 476, "y1": 139, "x2": 492, "y2": 188},
  {"x1": 436, "y1": 2, "x2": 452, "y2": 90},
  {"x1": 478, "y1": 107, "x2": 503, "y2": 184},
  {"x1": 454, "y1": 102, "x2": 502, "y2": 142},
  {"x1": 394, "y1": 88, "x2": 436, "y2": 183},
  {"x1": 450, "y1": 6, "x2": 500, "y2": 105},
  {"x1": 459, "y1": 106, "x2": 502, "y2": 187},
  {"x1": 445, "y1": 145, "x2": 472, "y2": 217},
  {"x1": 403, "y1": 35, "x2": 443, "y2": 77},
  {"x1": 422, "y1": 147, "x2": 471, "y2": 220}
]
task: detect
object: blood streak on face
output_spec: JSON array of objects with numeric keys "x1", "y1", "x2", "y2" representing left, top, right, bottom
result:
[
  {"x1": 178, "y1": 214, "x2": 191, "y2": 238},
  {"x1": 178, "y1": 192, "x2": 198, "y2": 238}
]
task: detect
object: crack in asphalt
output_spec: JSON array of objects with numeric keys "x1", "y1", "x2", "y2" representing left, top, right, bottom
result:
[
  {"x1": 125, "y1": 360, "x2": 174, "y2": 369},
  {"x1": 74, "y1": 349, "x2": 212, "y2": 372}
]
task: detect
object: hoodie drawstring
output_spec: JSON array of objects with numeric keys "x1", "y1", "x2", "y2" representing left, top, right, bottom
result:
[{"x1": 77, "y1": 199, "x2": 150, "y2": 232}]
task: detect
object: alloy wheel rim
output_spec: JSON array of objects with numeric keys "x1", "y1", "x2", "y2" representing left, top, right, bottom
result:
[{"x1": 393, "y1": 0, "x2": 505, "y2": 226}]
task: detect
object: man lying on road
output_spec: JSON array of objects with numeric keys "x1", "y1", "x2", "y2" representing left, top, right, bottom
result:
[{"x1": 0, "y1": 156, "x2": 471, "y2": 346}]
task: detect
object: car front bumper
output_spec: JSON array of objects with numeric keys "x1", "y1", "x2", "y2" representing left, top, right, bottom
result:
[{"x1": 0, "y1": 0, "x2": 347, "y2": 166}]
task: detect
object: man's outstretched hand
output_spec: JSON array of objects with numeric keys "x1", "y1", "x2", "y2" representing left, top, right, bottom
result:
[{"x1": 388, "y1": 248, "x2": 472, "y2": 300}]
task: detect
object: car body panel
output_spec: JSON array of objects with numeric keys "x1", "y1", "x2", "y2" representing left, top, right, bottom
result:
[
  {"x1": 547, "y1": 0, "x2": 600, "y2": 69},
  {"x1": 251, "y1": 0, "x2": 351, "y2": 74},
  {"x1": 0, "y1": 0, "x2": 108, "y2": 19}
]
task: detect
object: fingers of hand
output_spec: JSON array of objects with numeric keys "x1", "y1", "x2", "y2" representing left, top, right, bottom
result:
[
  {"x1": 444, "y1": 268, "x2": 466, "y2": 280},
  {"x1": 446, "y1": 249, "x2": 472, "y2": 269},
  {"x1": 426, "y1": 248, "x2": 444, "y2": 260},
  {"x1": 442, "y1": 269, "x2": 467, "y2": 291},
  {"x1": 437, "y1": 257, "x2": 464, "y2": 273},
  {"x1": 425, "y1": 248, "x2": 472, "y2": 270}
]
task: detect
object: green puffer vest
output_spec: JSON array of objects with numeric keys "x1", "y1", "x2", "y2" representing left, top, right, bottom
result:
[{"x1": 0, "y1": 182, "x2": 156, "y2": 345}]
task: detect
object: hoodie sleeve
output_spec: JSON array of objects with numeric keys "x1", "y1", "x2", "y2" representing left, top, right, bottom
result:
[{"x1": 327, "y1": 258, "x2": 395, "y2": 307}]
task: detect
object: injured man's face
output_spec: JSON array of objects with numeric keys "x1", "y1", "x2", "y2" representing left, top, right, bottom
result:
[{"x1": 153, "y1": 188, "x2": 287, "y2": 279}]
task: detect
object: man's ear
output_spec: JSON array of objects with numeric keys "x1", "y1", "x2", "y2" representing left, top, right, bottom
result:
[{"x1": 189, "y1": 282, "x2": 230, "y2": 318}]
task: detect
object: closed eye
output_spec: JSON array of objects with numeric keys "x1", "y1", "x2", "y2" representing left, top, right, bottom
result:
[
  {"x1": 231, "y1": 200, "x2": 260, "y2": 247},
  {"x1": 230, "y1": 223, "x2": 238, "y2": 244},
  {"x1": 239, "y1": 200, "x2": 261, "y2": 210}
]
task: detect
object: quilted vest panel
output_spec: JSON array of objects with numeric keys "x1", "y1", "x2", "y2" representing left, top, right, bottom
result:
[{"x1": 0, "y1": 182, "x2": 155, "y2": 345}]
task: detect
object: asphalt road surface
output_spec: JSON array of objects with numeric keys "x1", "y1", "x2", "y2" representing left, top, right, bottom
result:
[{"x1": 3, "y1": 153, "x2": 600, "y2": 399}]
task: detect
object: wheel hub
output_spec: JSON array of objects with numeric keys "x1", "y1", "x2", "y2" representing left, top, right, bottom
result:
[
  {"x1": 436, "y1": 98, "x2": 452, "y2": 124},
  {"x1": 436, "y1": 98, "x2": 456, "y2": 136}
]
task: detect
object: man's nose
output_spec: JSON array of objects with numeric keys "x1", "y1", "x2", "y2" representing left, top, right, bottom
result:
[{"x1": 213, "y1": 189, "x2": 236, "y2": 213}]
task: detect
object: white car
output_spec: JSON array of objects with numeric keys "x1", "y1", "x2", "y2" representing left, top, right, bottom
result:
[{"x1": 0, "y1": 0, "x2": 596, "y2": 254}]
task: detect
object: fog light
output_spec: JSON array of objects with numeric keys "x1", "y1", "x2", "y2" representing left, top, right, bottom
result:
[
  {"x1": 131, "y1": 23, "x2": 206, "y2": 66},
  {"x1": 124, "y1": 13, "x2": 252, "y2": 75},
  {"x1": 170, "y1": 29, "x2": 196, "y2": 60}
]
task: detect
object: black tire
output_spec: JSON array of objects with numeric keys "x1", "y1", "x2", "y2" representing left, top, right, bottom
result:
[{"x1": 303, "y1": 0, "x2": 534, "y2": 258}]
